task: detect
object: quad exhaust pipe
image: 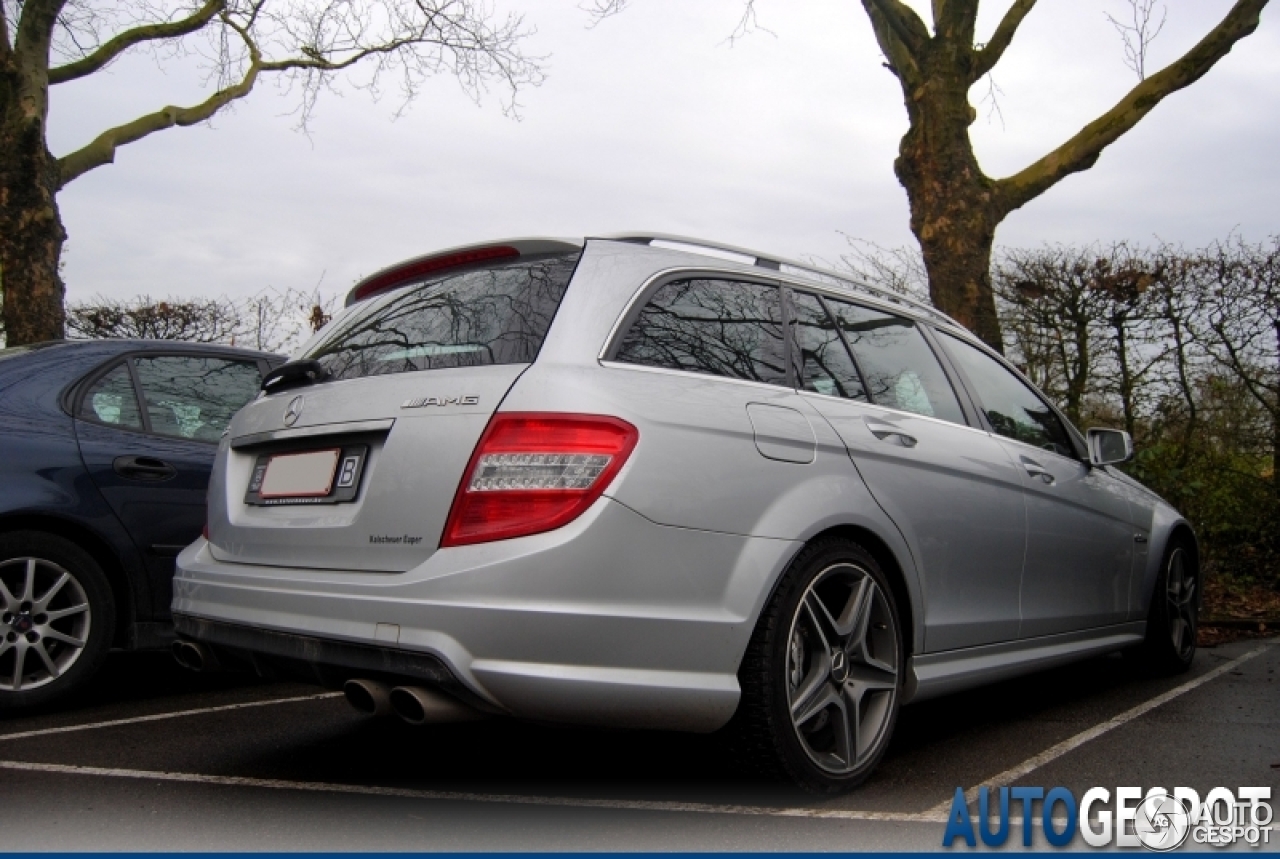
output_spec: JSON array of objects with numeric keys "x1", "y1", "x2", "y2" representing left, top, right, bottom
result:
[
  {"x1": 172, "y1": 640, "x2": 221, "y2": 673},
  {"x1": 389, "y1": 685, "x2": 484, "y2": 725},
  {"x1": 343, "y1": 678, "x2": 483, "y2": 724},
  {"x1": 342, "y1": 678, "x2": 393, "y2": 716}
]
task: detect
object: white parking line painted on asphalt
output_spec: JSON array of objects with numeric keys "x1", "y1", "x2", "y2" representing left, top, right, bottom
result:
[
  {"x1": 0, "y1": 758, "x2": 945, "y2": 823},
  {"x1": 926, "y1": 640, "x2": 1276, "y2": 818},
  {"x1": 0, "y1": 692, "x2": 343, "y2": 743}
]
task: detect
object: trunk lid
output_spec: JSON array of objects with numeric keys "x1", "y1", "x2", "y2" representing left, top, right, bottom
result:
[{"x1": 205, "y1": 246, "x2": 582, "y2": 572}]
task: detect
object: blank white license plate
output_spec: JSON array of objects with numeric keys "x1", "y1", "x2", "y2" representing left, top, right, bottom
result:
[{"x1": 260, "y1": 449, "x2": 341, "y2": 498}]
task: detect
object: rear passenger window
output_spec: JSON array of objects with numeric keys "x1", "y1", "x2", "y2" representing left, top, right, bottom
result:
[
  {"x1": 614, "y1": 279, "x2": 788, "y2": 386},
  {"x1": 79, "y1": 363, "x2": 143, "y2": 429},
  {"x1": 133, "y1": 356, "x2": 263, "y2": 442},
  {"x1": 826, "y1": 298, "x2": 964, "y2": 424},
  {"x1": 790, "y1": 291, "x2": 867, "y2": 401}
]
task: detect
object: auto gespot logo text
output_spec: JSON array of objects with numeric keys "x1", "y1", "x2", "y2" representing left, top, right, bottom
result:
[{"x1": 943, "y1": 785, "x2": 1273, "y2": 850}]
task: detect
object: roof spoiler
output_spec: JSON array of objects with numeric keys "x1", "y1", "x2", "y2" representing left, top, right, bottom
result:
[{"x1": 344, "y1": 238, "x2": 584, "y2": 307}]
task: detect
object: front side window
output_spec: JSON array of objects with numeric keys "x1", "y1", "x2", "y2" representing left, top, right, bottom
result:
[
  {"x1": 939, "y1": 332, "x2": 1075, "y2": 457},
  {"x1": 826, "y1": 298, "x2": 965, "y2": 424},
  {"x1": 614, "y1": 278, "x2": 787, "y2": 385},
  {"x1": 790, "y1": 290, "x2": 867, "y2": 400},
  {"x1": 78, "y1": 363, "x2": 143, "y2": 429},
  {"x1": 133, "y1": 356, "x2": 263, "y2": 441},
  {"x1": 306, "y1": 253, "x2": 580, "y2": 381}
]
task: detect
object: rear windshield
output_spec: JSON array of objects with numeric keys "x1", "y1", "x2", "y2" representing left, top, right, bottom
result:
[{"x1": 304, "y1": 252, "x2": 581, "y2": 381}]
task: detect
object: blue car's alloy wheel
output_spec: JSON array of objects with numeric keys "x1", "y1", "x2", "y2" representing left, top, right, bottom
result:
[{"x1": 0, "y1": 532, "x2": 115, "y2": 710}]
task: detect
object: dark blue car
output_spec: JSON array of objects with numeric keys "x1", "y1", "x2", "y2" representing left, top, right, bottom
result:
[{"x1": 0, "y1": 340, "x2": 282, "y2": 709}]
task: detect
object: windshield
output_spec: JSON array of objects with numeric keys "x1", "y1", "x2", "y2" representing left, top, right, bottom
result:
[{"x1": 303, "y1": 252, "x2": 581, "y2": 382}]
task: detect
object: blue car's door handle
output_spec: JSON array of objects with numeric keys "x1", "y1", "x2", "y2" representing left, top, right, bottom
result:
[{"x1": 113, "y1": 455, "x2": 177, "y2": 481}]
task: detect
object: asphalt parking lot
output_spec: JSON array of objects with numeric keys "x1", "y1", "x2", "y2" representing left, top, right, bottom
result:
[{"x1": 1, "y1": 637, "x2": 1276, "y2": 851}]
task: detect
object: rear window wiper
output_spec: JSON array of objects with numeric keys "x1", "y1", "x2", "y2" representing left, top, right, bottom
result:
[{"x1": 261, "y1": 359, "x2": 329, "y2": 394}]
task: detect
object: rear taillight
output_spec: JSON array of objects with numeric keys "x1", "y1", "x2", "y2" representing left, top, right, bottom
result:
[{"x1": 441, "y1": 413, "x2": 639, "y2": 547}]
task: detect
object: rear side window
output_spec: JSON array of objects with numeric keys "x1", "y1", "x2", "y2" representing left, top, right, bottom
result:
[
  {"x1": 134, "y1": 356, "x2": 263, "y2": 441},
  {"x1": 79, "y1": 363, "x2": 143, "y2": 429},
  {"x1": 789, "y1": 290, "x2": 867, "y2": 401},
  {"x1": 305, "y1": 253, "x2": 580, "y2": 381},
  {"x1": 826, "y1": 298, "x2": 964, "y2": 424},
  {"x1": 613, "y1": 279, "x2": 787, "y2": 385}
]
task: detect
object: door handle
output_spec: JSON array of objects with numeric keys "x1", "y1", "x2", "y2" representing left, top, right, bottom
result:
[
  {"x1": 113, "y1": 455, "x2": 177, "y2": 481},
  {"x1": 1020, "y1": 457, "x2": 1055, "y2": 485},
  {"x1": 865, "y1": 420, "x2": 917, "y2": 448}
]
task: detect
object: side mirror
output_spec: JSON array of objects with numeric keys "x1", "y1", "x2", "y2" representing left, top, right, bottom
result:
[{"x1": 1087, "y1": 428, "x2": 1134, "y2": 466}]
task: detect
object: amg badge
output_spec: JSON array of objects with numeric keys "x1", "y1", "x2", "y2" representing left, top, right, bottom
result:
[{"x1": 401, "y1": 395, "x2": 479, "y2": 409}]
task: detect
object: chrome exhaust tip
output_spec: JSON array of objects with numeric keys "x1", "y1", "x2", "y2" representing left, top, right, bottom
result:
[
  {"x1": 343, "y1": 678, "x2": 393, "y2": 716},
  {"x1": 171, "y1": 640, "x2": 219, "y2": 672},
  {"x1": 388, "y1": 685, "x2": 483, "y2": 725}
]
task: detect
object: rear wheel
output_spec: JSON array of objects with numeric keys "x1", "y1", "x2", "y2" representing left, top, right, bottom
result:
[
  {"x1": 734, "y1": 538, "x2": 903, "y2": 793},
  {"x1": 1138, "y1": 537, "x2": 1197, "y2": 675},
  {"x1": 0, "y1": 532, "x2": 116, "y2": 711}
]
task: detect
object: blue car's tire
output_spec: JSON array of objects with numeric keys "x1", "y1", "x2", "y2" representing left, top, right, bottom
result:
[{"x1": 0, "y1": 531, "x2": 116, "y2": 711}]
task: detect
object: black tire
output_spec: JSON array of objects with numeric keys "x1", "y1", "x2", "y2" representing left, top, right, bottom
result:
[
  {"x1": 1136, "y1": 536, "x2": 1198, "y2": 675},
  {"x1": 732, "y1": 537, "x2": 904, "y2": 793},
  {"x1": 0, "y1": 531, "x2": 116, "y2": 711}
]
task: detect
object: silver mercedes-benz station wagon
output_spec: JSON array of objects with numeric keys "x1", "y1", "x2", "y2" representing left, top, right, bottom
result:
[{"x1": 173, "y1": 235, "x2": 1199, "y2": 792}]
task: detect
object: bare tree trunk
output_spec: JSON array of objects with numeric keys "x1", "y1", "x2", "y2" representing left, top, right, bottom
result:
[
  {"x1": 894, "y1": 54, "x2": 1004, "y2": 351},
  {"x1": 0, "y1": 133, "x2": 67, "y2": 346},
  {"x1": 0, "y1": 0, "x2": 66, "y2": 346}
]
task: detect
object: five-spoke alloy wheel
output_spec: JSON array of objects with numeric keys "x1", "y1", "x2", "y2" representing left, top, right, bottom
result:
[
  {"x1": 785, "y1": 562, "x2": 899, "y2": 775},
  {"x1": 1138, "y1": 537, "x2": 1197, "y2": 675},
  {"x1": 736, "y1": 538, "x2": 903, "y2": 793},
  {"x1": 0, "y1": 532, "x2": 114, "y2": 710}
]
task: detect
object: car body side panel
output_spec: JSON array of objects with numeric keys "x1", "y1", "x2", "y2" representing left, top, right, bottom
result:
[
  {"x1": 993, "y1": 439, "x2": 1135, "y2": 637},
  {"x1": 1136, "y1": 501, "x2": 1197, "y2": 620},
  {"x1": 0, "y1": 345, "x2": 156, "y2": 621},
  {"x1": 75, "y1": 420, "x2": 216, "y2": 618},
  {"x1": 804, "y1": 396, "x2": 1027, "y2": 652}
]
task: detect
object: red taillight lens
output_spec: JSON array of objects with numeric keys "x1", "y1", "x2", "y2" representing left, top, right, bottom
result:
[
  {"x1": 441, "y1": 413, "x2": 639, "y2": 547},
  {"x1": 201, "y1": 522, "x2": 209, "y2": 541}
]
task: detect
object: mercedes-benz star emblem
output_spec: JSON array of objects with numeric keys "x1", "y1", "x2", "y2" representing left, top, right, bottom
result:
[
  {"x1": 830, "y1": 649, "x2": 849, "y2": 683},
  {"x1": 284, "y1": 395, "x2": 304, "y2": 427}
]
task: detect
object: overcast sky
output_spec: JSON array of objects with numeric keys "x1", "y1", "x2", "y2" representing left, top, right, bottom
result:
[{"x1": 46, "y1": 0, "x2": 1280, "y2": 305}]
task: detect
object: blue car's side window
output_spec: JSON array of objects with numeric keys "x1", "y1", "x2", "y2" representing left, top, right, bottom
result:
[{"x1": 78, "y1": 363, "x2": 143, "y2": 430}]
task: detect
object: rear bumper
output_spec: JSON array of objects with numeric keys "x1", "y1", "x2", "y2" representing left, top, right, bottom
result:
[{"x1": 173, "y1": 496, "x2": 800, "y2": 732}]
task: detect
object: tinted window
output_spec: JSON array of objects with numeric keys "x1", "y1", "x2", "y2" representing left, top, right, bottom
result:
[
  {"x1": 940, "y1": 332, "x2": 1075, "y2": 457},
  {"x1": 790, "y1": 291, "x2": 866, "y2": 400},
  {"x1": 615, "y1": 279, "x2": 787, "y2": 385},
  {"x1": 306, "y1": 253, "x2": 579, "y2": 381},
  {"x1": 79, "y1": 363, "x2": 143, "y2": 429},
  {"x1": 826, "y1": 299, "x2": 964, "y2": 424},
  {"x1": 134, "y1": 356, "x2": 263, "y2": 442}
]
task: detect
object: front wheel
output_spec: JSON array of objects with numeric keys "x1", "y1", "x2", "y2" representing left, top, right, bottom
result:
[
  {"x1": 1137, "y1": 538, "x2": 1198, "y2": 675},
  {"x1": 0, "y1": 532, "x2": 116, "y2": 711},
  {"x1": 734, "y1": 538, "x2": 903, "y2": 793}
]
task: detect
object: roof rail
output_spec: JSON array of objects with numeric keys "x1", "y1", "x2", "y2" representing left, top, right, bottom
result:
[{"x1": 600, "y1": 232, "x2": 961, "y2": 329}]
